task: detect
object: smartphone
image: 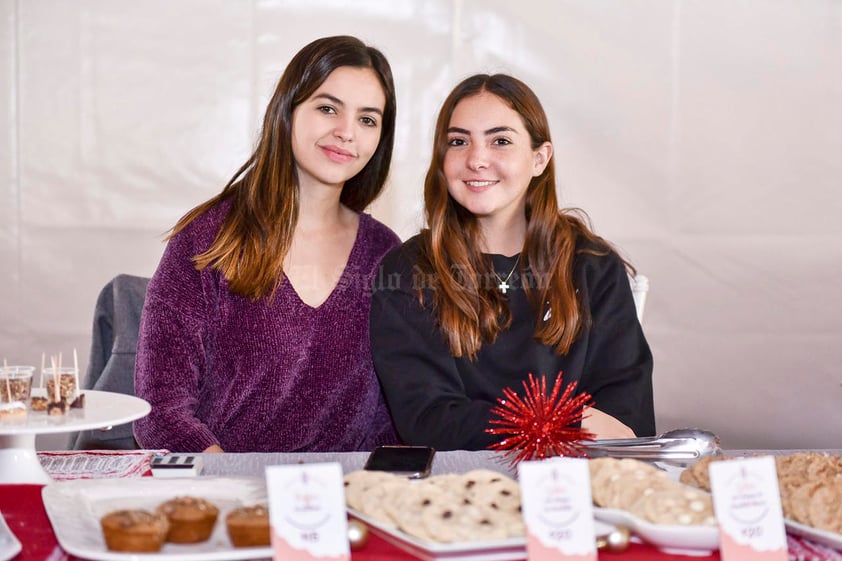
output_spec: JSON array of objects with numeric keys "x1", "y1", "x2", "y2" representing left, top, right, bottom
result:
[{"x1": 364, "y1": 445, "x2": 436, "y2": 479}]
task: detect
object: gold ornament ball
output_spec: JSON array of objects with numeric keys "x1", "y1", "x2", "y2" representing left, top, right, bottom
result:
[
  {"x1": 597, "y1": 525, "x2": 631, "y2": 553},
  {"x1": 348, "y1": 519, "x2": 370, "y2": 549}
]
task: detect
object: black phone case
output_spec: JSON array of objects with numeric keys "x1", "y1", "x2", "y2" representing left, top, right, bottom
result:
[{"x1": 364, "y1": 445, "x2": 435, "y2": 478}]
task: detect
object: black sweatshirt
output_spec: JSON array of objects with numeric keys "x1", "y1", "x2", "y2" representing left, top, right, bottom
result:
[{"x1": 370, "y1": 235, "x2": 655, "y2": 451}]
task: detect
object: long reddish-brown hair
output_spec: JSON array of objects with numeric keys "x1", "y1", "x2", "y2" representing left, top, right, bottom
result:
[
  {"x1": 419, "y1": 74, "x2": 628, "y2": 359},
  {"x1": 170, "y1": 35, "x2": 396, "y2": 300}
]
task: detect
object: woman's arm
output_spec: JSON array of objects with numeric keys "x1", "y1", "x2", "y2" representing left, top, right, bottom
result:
[
  {"x1": 582, "y1": 406, "x2": 636, "y2": 439},
  {"x1": 578, "y1": 251, "x2": 656, "y2": 437},
  {"x1": 370, "y1": 251, "x2": 498, "y2": 451},
  {"x1": 133, "y1": 228, "x2": 221, "y2": 452}
]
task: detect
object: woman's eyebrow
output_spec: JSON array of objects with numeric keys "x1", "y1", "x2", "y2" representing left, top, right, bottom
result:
[
  {"x1": 484, "y1": 126, "x2": 517, "y2": 135},
  {"x1": 446, "y1": 126, "x2": 518, "y2": 135},
  {"x1": 312, "y1": 93, "x2": 383, "y2": 116}
]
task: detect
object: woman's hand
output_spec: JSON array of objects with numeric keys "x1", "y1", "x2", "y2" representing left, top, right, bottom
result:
[
  {"x1": 582, "y1": 407, "x2": 636, "y2": 440},
  {"x1": 203, "y1": 444, "x2": 224, "y2": 453}
]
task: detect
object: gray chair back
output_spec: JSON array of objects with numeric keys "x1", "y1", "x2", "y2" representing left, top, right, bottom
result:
[{"x1": 69, "y1": 274, "x2": 150, "y2": 450}]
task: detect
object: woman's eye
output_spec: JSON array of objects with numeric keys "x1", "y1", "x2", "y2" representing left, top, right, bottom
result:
[
  {"x1": 360, "y1": 116, "x2": 378, "y2": 127},
  {"x1": 447, "y1": 137, "x2": 466, "y2": 146},
  {"x1": 493, "y1": 137, "x2": 512, "y2": 145},
  {"x1": 318, "y1": 105, "x2": 336, "y2": 114}
]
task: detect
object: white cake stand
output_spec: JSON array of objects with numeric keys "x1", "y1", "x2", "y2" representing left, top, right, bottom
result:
[{"x1": 0, "y1": 390, "x2": 150, "y2": 484}]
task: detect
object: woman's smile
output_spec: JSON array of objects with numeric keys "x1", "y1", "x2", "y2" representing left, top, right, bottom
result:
[{"x1": 320, "y1": 144, "x2": 356, "y2": 164}]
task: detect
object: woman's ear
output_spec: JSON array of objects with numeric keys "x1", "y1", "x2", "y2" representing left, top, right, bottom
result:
[{"x1": 532, "y1": 142, "x2": 553, "y2": 176}]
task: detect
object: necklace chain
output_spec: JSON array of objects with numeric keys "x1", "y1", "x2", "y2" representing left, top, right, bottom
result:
[{"x1": 493, "y1": 255, "x2": 520, "y2": 294}]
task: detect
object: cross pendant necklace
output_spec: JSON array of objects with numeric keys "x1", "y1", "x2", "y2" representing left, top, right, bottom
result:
[{"x1": 493, "y1": 255, "x2": 520, "y2": 294}]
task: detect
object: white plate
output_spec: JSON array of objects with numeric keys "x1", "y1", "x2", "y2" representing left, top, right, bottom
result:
[
  {"x1": 0, "y1": 390, "x2": 150, "y2": 435},
  {"x1": 42, "y1": 477, "x2": 271, "y2": 561},
  {"x1": 348, "y1": 508, "x2": 614, "y2": 561},
  {"x1": 785, "y1": 518, "x2": 842, "y2": 551},
  {"x1": 0, "y1": 512, "x2": 22, "y2": 561},
  {"x1": 594, "y1": 506, "x2": 719, "y2": 555}
]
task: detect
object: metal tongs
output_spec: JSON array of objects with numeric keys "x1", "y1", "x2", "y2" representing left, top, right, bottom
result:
[{"x1": 582, "y1": 428, "x2": 722, "y2": 467}]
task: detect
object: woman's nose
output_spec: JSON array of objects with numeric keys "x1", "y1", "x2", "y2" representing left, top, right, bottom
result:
[
  {"x1": 333, "y1": 115, "x2": 355, "y2": 142},
  {"x1": 466, "y1": 144, "x2": 488, "y2": 170}
]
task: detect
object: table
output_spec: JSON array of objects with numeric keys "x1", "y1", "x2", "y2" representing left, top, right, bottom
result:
[
  {"x1": 0, "y1": 483, "x2": 716, "y2": 561},
  {"x1": 2, "y1": 449, "x2": 841, "y2": 561}
]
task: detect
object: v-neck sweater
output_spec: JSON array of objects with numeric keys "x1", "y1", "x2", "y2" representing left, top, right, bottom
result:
[{"x1": 134, "y1": 200, "x2": 401, "y2": 452}]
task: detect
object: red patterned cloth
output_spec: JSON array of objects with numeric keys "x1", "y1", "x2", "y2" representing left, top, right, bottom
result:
[
  {"x1": 37, "y1": 449, "x2": 167, "y2": 480},
  {"x1": 788, "y1": 535, "x2": 842, "y2": 561}
]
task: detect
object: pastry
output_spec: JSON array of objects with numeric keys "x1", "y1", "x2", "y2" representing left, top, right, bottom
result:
[
  {"x1": 30, "y1": 396, "x2": 48, "y2": 411},
  {"x1": 226, "y1": 504, "x2": 270, "y2": 547},
  {"x1": 0, "y1": 401, "x2": 27, "y2": 420},
  {"x1": 100, "y1": 509, "x2": 169, "y2": 552},
  {"x1": 156, "y1": 496, "x2": 219, "y2": 543}
]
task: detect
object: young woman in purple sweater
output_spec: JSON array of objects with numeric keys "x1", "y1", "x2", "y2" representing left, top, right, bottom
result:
[{"x1": 133, "y1": 36, "x2": 401, "y2": 453}]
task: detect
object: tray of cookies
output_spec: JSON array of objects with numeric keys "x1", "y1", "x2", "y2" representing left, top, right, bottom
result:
[
  {"x1": 42, "y1": 477, "x2": 270, "y2": 560},
  {"x1": 588, "y1": 457, "x2": 719, "y2": 554},
  {"x1": 345, "y1": 469, "x2": 527, "y2": 560},
  {"x1": 343, "y1": 468, "x2": 618, "y2": 561},
  {"x1": 680, "y1": 451, "x2": 842, "y2": 552}
]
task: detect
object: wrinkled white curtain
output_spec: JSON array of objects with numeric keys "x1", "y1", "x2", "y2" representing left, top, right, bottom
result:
[{"x1": 1, "y1": 0, "x2": 841, "y2": 450}]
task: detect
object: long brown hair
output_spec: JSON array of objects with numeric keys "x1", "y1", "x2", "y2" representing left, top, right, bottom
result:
[
  {"x1": 170, "y1": 35, "x2": 396, "y2": 300},
  {"x1": 420, "y1": 74, "x2": 628, "y2": 359}
]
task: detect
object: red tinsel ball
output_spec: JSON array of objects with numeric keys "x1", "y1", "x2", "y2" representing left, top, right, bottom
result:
[{"x1": 486, "y1": 372, "x2": 595, "y2": 468}]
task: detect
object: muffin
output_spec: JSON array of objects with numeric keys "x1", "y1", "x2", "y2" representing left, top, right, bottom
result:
[
  {"x1": 100, "y1": 509, "x2": 169, "y2": 552},
  {"x1": 226, "y1": 504, "x2": 271, "y2": 547},
  {"x1": 156, "y1": 496, "x2": 219, "y2": 543}
]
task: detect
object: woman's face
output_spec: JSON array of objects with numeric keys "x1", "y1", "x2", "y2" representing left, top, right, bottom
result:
[
  {"x1": 291, "y1": 66, "x2": 386, "y2": 192},
  {"x1": 443, "y1": 91, "x2": 551, "y2": 231}
]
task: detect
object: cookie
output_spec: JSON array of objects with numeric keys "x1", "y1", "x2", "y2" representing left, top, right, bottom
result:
[
  {"x1": 386, "y1": 483, "x2": 447, "y2": 541},
  {"x1": 355, "y1": 480, "x2": 406, "y2": 528},
  {"x1": 611, "y1": 472, "x2": 673, "y2": 511},
  {"x1": 419, "y1": 495, "x2": 509, "y2": 542},
  {"x1": 343, "y1": 470, "x2": 401, "y2": 511},
  {"x1": 343, "y1": 469, "x2": 526, "y2": 543},
  {"x1": 466, "y1": 477, "x2": 521, "y2": 513},
  {"x1": 788, "y1": 480, "x2": 826, "y2": 526},
  {"x1": 630, "y1": 485, "x2": 715, "y2": 526},
  {"x1": 463, "y1": 476, "x2": 524, "y2": 538},
  {"x1": 807, "y1": 481, "x2": 842, "y2": 534},
  {"x1": 591, "y1": 458, "x2": 664, "y2": 508},
  {"x1": 679, "y1": 455, "x2": 731, "y2": 492},
  {"x1": 458, "y1": 469, "x2": 508, "y2": 493}
]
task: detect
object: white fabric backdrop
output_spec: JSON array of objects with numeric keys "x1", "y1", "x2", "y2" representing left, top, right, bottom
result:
[{"x1": 1, "y1": 0, "x2": 840, "y2": 450}]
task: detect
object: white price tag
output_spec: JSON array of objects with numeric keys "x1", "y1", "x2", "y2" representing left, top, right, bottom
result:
[
  {"x1": 519, "y1": 458, "x2": 597, "y2": 561},
  {"x1": 709, "y1": 456, "x2": 788, "y2": 561},
  {"x1": 265, "y1": 462, "x2": 350, "y2": 561}
]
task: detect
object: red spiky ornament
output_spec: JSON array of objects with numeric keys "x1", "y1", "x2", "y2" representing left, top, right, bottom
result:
[{"x1": 486, "y1": 372, "x2": 596, "y2": 468}]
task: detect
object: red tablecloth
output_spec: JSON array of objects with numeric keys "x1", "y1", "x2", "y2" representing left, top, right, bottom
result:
[{"x1": 1, "y1": 484, "x2": 715, "y2": 561}]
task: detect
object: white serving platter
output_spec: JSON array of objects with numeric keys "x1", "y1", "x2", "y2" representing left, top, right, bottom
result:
[
  {"x1": 42, "y1": 477, "x2": 271, "y2": 561},
  {"x1": 594, "y1": 506, "x2": 719, "y2": 555},
  {"x1": 785, "y1": 518, "x2": 842, "y2": 552},
  {"x1": 348, "y1": 507, "x2": 616, "y2": 561}
]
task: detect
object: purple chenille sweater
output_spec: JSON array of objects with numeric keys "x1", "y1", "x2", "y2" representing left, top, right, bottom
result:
[{"x1": 133, "y1": 200, "x2": 401, "y2": 452}]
